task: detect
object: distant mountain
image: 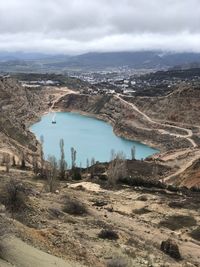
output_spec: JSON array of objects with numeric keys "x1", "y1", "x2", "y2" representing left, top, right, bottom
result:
[
  {"x1": 0, "y1": 52, "x2": 58, "y2": 62},
  {"x1": 1, "y1": 51, "x2": 200, "y2": 72},
  {"x1": 45, "y1": 51, "x2": 200, "y2": 70}
]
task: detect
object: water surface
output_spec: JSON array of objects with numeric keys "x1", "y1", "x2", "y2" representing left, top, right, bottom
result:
[{"x1": 30, "y1": 112, "x2": 158, "y2": 167}]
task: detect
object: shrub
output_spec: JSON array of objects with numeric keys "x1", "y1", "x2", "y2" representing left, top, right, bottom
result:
[
  {"x1": 159, "y1": 215, "x2": 197, "y2": 231},
  {"x1": 168, "y1": 201, "x2": 185, "y2": 209},
  {"x1": 107, "y1": 257, "x2": 129, "y2": 267},
  {"x1": 137, "y1": 195, "x2": 148, "y2": 201},
  {"x1": 48, "y1": 207, "x2": 63, "y2": 219},
  {"x1": 62, "y1": 198, "x2": 88, "y2": 216},
  {"x1": 98, "y1": 229, "x2": 119, "y2": 240},
  {"x1": 190, "y1": 227, "x2": 200, "y2": 241},
  {"x1": 71, "y1": 168, "x2": 82, "y2": 180},
  {"x1": 3, "y1": 179, "x2": 27, "y2": 214},
  {"x1": 133, "y1": 207, "x2": 151, "y2": 215}
]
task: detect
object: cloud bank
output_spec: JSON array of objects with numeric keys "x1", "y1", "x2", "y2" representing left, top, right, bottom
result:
[{"x1": 0, "y1": 0, "x2": 200, "y2": 54}]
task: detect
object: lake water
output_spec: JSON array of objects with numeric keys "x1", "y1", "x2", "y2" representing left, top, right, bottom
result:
[{"x1": 30, "y1": 112, "x2": 158, "y2": 167}]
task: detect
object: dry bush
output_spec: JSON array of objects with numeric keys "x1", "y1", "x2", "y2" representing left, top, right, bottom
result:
[
  {"x1": 45, "y1": 155, "x2": 59, "y2": 193},
  {"x1": 107, "y1": 257, "x2": 129, "y2": 267},
  {"x1": 108, "y1": 152, "x2": 127, "y2": 185},
  {"x1": 62, "y1": 197, "x2": 88, "y2": 216},
  {"x1": 133, "y1": 207, "x2": 151, "y2": 215},
  {"x1": 98, "y1": 229, "x2": 119, "y2": 240},
  {"x1": 3, "y1": 179, "x2": 27, "y2": 214}
]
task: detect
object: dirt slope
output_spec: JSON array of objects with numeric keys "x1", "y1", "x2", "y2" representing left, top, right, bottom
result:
[
  {"x1": 2, "y1": 237, "x2": 85, "y2": 267},
  {"x1": 132, "y1": 85, "x2": 200, "y2": 126}
]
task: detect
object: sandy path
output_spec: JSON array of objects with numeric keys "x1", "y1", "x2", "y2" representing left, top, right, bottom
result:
[
  {"x1": 163, "y1": 150, "x2": 200, "y2": 182},
  {"x1": 2, "y1": 237, "x2": 85, "y2": 267},
  {"x1": 49, "y1": 88, "x2": 78, "y2": 113},
  {"x1": 116, "y1": 95, "x2": 197, "y2": 148}
]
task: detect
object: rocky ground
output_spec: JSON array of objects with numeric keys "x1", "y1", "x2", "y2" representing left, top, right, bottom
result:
[{"x1": 0, "y1": 169, "x2": 199, "y2": 267}]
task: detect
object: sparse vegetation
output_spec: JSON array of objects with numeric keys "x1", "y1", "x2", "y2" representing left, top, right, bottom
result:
[{"x1": 159, "y1": 215, "x2": 197, "y2": 230}]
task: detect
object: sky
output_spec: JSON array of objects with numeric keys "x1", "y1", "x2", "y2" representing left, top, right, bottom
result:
[{"x1": 0, "y1": 0, "x2": 200, "y2": 55}]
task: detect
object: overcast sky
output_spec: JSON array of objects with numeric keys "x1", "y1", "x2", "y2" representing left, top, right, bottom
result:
[{"x1": 0, "y1": 0, "x2": 200, "y2": 54}]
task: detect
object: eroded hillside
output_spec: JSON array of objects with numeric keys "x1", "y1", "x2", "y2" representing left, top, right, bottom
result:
[
  {"x1": 54, "y1": 93, "x2": 193, "y2": 151},
  {"x1": 131, "y1": 85, "x2": 200, "y2": 126}
]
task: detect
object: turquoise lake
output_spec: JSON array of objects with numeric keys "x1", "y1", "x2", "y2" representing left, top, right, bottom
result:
[{"x1": 30, "y1": 112, "x2": 158, "y2": 167}]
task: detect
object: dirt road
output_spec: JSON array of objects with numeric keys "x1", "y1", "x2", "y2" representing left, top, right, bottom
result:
[{"x1": 116, "y1": 94, "x2": 197, "y2": 148}]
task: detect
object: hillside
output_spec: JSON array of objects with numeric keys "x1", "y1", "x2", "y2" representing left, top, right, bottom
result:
[
  {"x1": 0, "y1": 76, "x2": 199, "y2": 267},
  {"x1": 0, "y1": 77, "x2": 49, "y2": 164},
  {"x1": 2, "y1": 51, "x2": 200, "y2": 72},
  {"x1": 132, "y1": 85, "x2": 200, "y2": 126}
]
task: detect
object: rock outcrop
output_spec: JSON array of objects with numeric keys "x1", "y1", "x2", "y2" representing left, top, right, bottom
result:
[
  {"x1": 0, "y1": 77, "x2": 47, "y2": 163},
  {"x1": 161, "y1": 239, "x2": 181, "y2": 260}
]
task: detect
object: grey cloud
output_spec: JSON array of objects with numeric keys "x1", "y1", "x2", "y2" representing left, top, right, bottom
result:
[{"x1": 0, "y1": 0, "x2": 200, "y2": 54}]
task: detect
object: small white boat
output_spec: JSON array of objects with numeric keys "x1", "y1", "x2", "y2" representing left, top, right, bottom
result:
[{"x1": 52, "y1": 113, "x2": 56, "y2": 124}]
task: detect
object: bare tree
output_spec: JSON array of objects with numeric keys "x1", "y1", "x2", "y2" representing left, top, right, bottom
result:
[
  {"x1": 86, "y1": 158, "x2": 90, "y2": 168},
  {"x1": 1, "y1": 153, "x2": 6, "y2": 165},
  {"x1": 110, "y1": 149, "x2": 115, "y2": 161},
  {"x1": 21, "y1": 153, "x2": 26, "y2": 169},
  {"x1": 45, "y1": 155, "x2": 58, "y2": 193},
  {"x1": 5, "y1": 154, "x2": 10, "y2": 173},
  {"x1": 32, "y1": 155, "x2": 39, "y2": 174},
  {"x1": 39, "y1": 135, "x2": 45, "y2": 174},
  {"x1": 107, "y1": 152, "x2": 127, "y2": 185},
  {"x1": 152, "y1": 160, "x2": 158, "y2": 178},
  {"x1": 71, "y1": 147, "x2": 77, "y2": 169},
  {"x1": 131, "y1": 145, "x2": 136, "y2": 160},
  {"x1": 12, "y1": 156, "x2": 16, "y2": 167},
  {"x1": 91, "y1": 157, "x2": 96, "y2": 166},
  {"x1": 59, "y1": 139, "x2": 67, "y2": 180}
]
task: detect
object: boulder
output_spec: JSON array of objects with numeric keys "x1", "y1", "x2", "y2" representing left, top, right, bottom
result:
[{"x1": 161, "y1": 239, "x2": 181, "y2": 260}]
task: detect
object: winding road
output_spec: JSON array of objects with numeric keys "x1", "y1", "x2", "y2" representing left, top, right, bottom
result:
[
  {"x1": 50, "y1": 89, "x2": 199, "y2": 182},
  {"x1": 115, "y1": 94, "x2": 197, "y2": 148}
]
